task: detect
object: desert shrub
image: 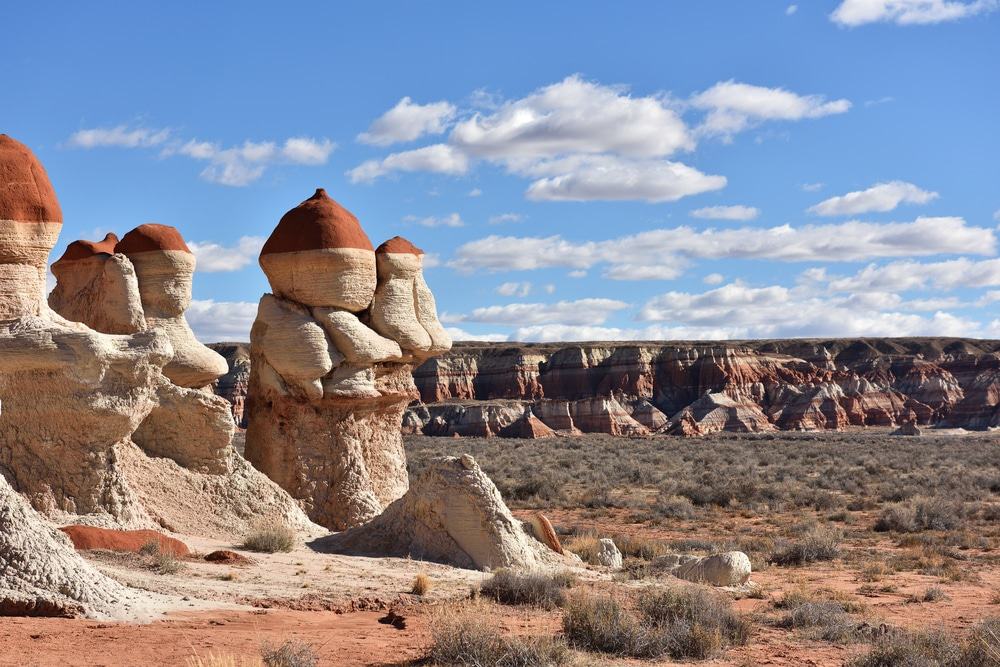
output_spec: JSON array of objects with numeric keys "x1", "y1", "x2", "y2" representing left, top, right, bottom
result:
[
  {"x1": 562, "y1": 589, "x2": 749, "y2": 660},
  {"x1": 479, "y1": 569, "x2": 575, "y2": 609},
  {"x1": 611, "y1": 533, "x2": 669, "y2": 560},
  {"x1": 260, "y1": 640, "x2": 317, "y2": 667},
  {"x1": 431, "y1": 606, "x2": 570, "y2": 666},
  {"x1": 781, "y1": 601, "x2": 856, "y2": 642},
  {"x1": 562, "y1": 532, "x2": 602, "y2": 565},
  {"x1": 644, "y1": 493, "x2": 696, "y2": 521},
  {"x1": 411, "y1": 573, "x2": 433, "y2": 596},
  {"x1": 847, "y1": 630, "x2": 962, "y2": 667},
  {"x1": 960, "y1": 617, "x2": 1000, "y2": 667},
  {"x1": 875, "y1": 497, "x2": 964, "y2": 533},
  {"x1": 153, "y1": 550, "x2": 184, "y2": 575},
  {"x1": 240, "y1": 523, "x2": 296, "y2": 553},
  {"x1": 770, "y1": 527, "x2": 841, "y2": 566}
]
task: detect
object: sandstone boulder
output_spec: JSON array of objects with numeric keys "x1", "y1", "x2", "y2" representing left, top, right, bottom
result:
[
  {"x1": 672, "y1": 551, "x2": 752, "y2": 587},
  {"x1": 596, "y1": 538, "x2": 623, "y2": 569},
  {"x1": 313, "y1": 456, "x2": 574, "y2": 570}
]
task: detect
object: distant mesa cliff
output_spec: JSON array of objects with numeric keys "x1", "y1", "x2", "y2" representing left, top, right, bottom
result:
[{"x1": 211, "y1": 338, "x2": 1000, "y2": 436}]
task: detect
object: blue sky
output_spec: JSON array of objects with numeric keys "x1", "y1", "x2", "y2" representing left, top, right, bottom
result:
[{"x1": 4, "y1": 1, "x2": 999, "y2": 342}]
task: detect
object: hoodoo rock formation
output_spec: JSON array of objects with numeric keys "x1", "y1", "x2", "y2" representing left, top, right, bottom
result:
[
  {"x1": 245, "y1": 189, "x2": 451, "y2": 530},
  {"x1": 313, "y1": 456, "x2": 575, "y2": 570},
  {"x1": 2, "y1": 134, "x2": 313, "y2": 541}
]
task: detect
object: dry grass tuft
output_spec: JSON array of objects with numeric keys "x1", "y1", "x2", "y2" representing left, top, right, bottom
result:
[
  {"x1": 186, "y1": 655, "x2": 264, "y2": 667},
  {"x1": 770, "y1": 526, "x2": 841, "y2": 566},
  {"x1": 430, "y1": 603, "x2": 571, "y2": 666},
  {"x1": 260, "y1": 640, "x2": 317, "y2": 667},
  {"x1": 411, "y1": 572, "x2": 433, "y2": 596},
  {"x1": 479, "y1": 568, "x2": 576, "y2": 609}
]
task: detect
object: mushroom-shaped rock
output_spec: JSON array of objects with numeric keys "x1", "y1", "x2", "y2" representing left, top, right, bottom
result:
[
  {"x1": 312, "y1": 456, "x2": 576, "y2": 570},
  {"x1": 259, "y1": 189, "x2": 376, "y2": 311},
  {"x1": 117, "y1": 224, "x2": 229, "y2": 388},
  {"x1": 0, "y1": 134, "x2": 63, "y2": 319},
  {"x1": 49, "y1": 233, "x2": 147, "y2": 334},
  {"x1": 370, "y1": 237, "x2": 452, "y2": 360}
]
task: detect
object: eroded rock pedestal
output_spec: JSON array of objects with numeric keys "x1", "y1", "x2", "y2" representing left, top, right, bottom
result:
[{"x1": 245, "y1": 190, "x2": 450, "y2": 530}]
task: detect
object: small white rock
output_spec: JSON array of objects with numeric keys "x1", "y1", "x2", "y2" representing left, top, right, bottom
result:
[{"x1": 596, "y1": 538, "x2": 623, "y2": 569}]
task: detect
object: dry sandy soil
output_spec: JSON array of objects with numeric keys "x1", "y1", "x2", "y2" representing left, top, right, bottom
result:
[{"x1": 2, "y1": 429, "x2": 998, "y2": 666}]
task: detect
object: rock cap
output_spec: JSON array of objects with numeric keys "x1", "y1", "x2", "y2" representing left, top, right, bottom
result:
[
  {"x1": 376, "y1": 236, "x2": 423, "y2": 256},
  {"x1": 55, "y1": 233, "x2": 119, "y2": 263},
  {"x1": 0, "y1": 134, "x2": 63, "y2": 223},
  {"x1": 261, "y1": 188, "x2": 373, "y2": 256},
  {"x1": 117, "y1": 224, "x2": 191, "y2": 255}
]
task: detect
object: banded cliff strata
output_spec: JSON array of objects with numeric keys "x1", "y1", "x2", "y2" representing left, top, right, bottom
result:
[{"x1": 212, "y1": 338, "x2": 1000, "y2": 436}]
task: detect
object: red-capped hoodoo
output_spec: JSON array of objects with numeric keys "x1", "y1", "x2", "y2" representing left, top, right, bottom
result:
[
  {"x1": 376, "y1": 236, "x2": 424, "y2": 256},
  {"x1": 0, "y1": 134, "x2": 62, "y2": 223},
  {"x1": 116, "y1": 224, "x2": 191, "y2": 255},
  {"x1": 261, "y1": 189, "x2": 373, "y2": 255},
  {"x1": 55, "y1": 233, "x2": 119, "y2": 263}
]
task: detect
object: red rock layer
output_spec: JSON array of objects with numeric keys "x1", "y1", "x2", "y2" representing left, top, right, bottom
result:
[
  {"x1": 59, "y1": 525, "x2": 190, "y2": 557},
  {"x1": 117, "y1": 224, "x2": 191, "y2": 255},
  {"x1": 376, "y1": 236, "x2": 423, "y2": 255},
  {"x1": 0, "y1": 134, "x2": 63, "y2": 223},
  {"x1": 261, "y1": 188, "x2": 373, "y2": 255},
  {"x1": 54, "y1": 233, "x2": 119, "y2": 263}
]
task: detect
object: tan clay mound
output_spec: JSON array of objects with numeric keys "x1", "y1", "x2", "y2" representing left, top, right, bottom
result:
[
  {"x1": 261, "y1": 188, "x2": 373, "y2": 255},
  {"x1": 312, "y1": 455, "x2": 575, "y2": 571},
  {"x1": 116, "y1": 223, "x2": 191, "y2": 255},
  {"x1": 59, "y1": 526, "x2": 190, "y2": 557},
  {"x1": 54, "y1": 232, "x2": 119, "y2": 263},
  {"x1": 0, "y1": 134, "x2": 62, "y2": 223}
]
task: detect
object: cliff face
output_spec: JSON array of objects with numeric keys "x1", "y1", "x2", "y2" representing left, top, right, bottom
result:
[
  {"x1": 212, "y1": 338, "x2": 1000, "y2": 436},
  {"x1": 409, "y1": 338, "x2": 1000, "y2": 435}
]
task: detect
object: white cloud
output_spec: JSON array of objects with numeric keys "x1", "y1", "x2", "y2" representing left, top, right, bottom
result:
[
  {"x1": 468, "y1": 188, "x2": 483, "y2": 197},
  {"x1": 358, "y1": 97, "x2": 456, "y2": 146},
  {"x1": 810, "y1": 257, "x2": 1000, "y2": 293},
  {"x1": 496, "y1": 281, "x2": 532, "y2": 297},
  {"x1": 70, "y1": 127, "x2": 334, "y2": 187},
  {"x1": 508, "y1": 323, "x2": 738, "y2": 342},
  {"x1": 801, "y1": 182, "x2": 825, "y2": 192},
  {"x1": 443, "y1": 298, "x2": 628, "y2": 326},
  {"x1": 348, "y1": 144, "x2": 469, "y2": 183},
  {"x1": 865, "y1": 96, "x2": 895, "y2": 107},
  {"x1": 568, "y1": 270, "x2": 587, "y2": 278},
  {"x1": 787, "y1": 4, "x2": 799, "y2": 14},
  {"x1": 994, "y1": 209, "x2": 1000, "y2": 222},
  {"x1": 444, "y1": 326, "x2": 509, "y2": 342},
  {"x1": 67, "y1": 126, "x2": 170, "y2": 149},
  {"x1": 523, "y1": 155, "x2": 726, "y2": 203},
  {"x1": 280, "y1": 137, "x2": 336, "y2": 165},
  {"x1": 831, "y1": 0, "x2": 998, "y2": 26},
  {"x1": 637, "y1": 281, "x2": 981, "y2": 338},
  {"x1": 489, "y1": 213, "x2": 524, "y2": 224},
  {"x1": 690, "y1": 81, "x2": 851, "y2": 141},
  {"x1": 186, "y1": 299, "x2": 258, "y2": 342},
  {"x1": 404, "y1": 212, "x2": 464, "y2": 228},
  {"x1": 690, "y1": 205, "x2": 760, "y2": 221},
  {"x1": 808, "y1": 181, "x2": 938, "y2": 216},
  {"x1": 703, "y1": 273, "x2": 725, "y2": 285},
  {"x1": 449, "y1": 217, "x2": 994, "y2": 276},
  {"x1": 544, "y1": 284, "x2": 556, "y2": 294},
  {"x1": 189, "y1": 236, "x2": 265, "y2": 272}
]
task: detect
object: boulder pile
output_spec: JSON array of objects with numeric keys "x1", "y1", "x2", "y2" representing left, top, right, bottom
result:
[{"x1": 244, "y1": 189, "x2": 451, "y2": 530}]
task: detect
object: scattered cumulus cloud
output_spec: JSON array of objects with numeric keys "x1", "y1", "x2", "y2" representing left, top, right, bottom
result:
[
  {"x1": 448, "y1": 217, "x2": 993, "y2": 277},
  {"x1": 357, "y1": 97, "x2": 456, "y2": 145},
  {"x1": 544, "y1": 283, "x2": 556, "y2": 294},
  {"x1": 703, "y1": 273, "x2": 725, "y2": 285},
  {"x1": 468, "y1": 188, "x2": 483, "y2": 197},
  {"x1": 808, "y1": 180, "x2": 938, "y2": 216},
  {"x1": 489, "y1": 213, "x2": 524, "y2": 224},
  {"x1": 495, "y1": 281, "x2": 532, "y2": 297},
  {"x1": 403, "y1": 212, "x2": 464, "y2": 228},
  {"x1": 690, "y1": 205, "x2": 760, "y2": 221},
  {"x1": 830, "y1": 0, "x2": 999, "y2": 26},
  {"x1": 803, "y1": 257, "x2": 1000, "y2": 292},
  {"x1": 187, "y1": 300, "x2": 258, "y2": 342},
  {"x1": 348, "y1": 144, "x2": 468, "y2": 183},
  {"x1": 68, "y1": 125, "x2": 335, "y2": 186},
  {"x1": 444, "y1": 326, "x2": 508, "y2": 342},
  {"x1": 690, "y1": 80, "x2": 851, "y2": 141},
  {"x1": 189, "y1": 236, "x2": 265, "y2": 272},
  {"x1": 67, "y1": 126, "x2": 170, "y2": 149},
  {"x1": 442, "y1": 297, "x2": 628, "y2": 326},
  {"x1": 801, "y1": 182, "x2": 825, "y2": 192}
]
